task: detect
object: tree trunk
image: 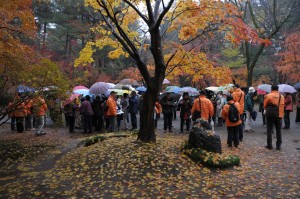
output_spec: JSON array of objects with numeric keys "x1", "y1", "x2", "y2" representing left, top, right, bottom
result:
[
  {"x1": 42, "y1": 22, "x2": 47, "y2": 49},
  {"x1": 137, "y1": 84, "x2": 158, "y2": 142},
  {"x1": 247, "y1": 67, "x2": 253, "y2": 87}
]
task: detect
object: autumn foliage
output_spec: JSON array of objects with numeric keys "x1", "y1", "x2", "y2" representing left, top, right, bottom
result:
[{"x1": 275, "y1": 25, "x2": 300, "y2": 83}]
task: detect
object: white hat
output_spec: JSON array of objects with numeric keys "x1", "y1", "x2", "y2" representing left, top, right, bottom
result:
[{"x1": 249, "y1": 87, "x2": 255, "y2": 93}]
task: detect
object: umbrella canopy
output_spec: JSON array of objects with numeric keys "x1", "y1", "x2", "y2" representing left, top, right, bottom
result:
[
  {"x1": 179, "y1": 87, "x2": 199, "y2": 97},
  {"x1": 73, "y1": 89, "x2": 90, "y2": 96},
  {"x1": 206, "y1": 86, "x2": 220, "y2": 93},
  {"x1": 118, "y1": 78, "x2": 140, "y2": 86},
  {"x1": 278, "y1": 84, "x2": 297, "y2": 94},
  {"x1": 113, "y1": 84, "x2": 135, "y2": 91},
  {"x1": 163, "y1": 78, "x2": 170, "y2": 84},
  {"x1": 159, "y1": 92, "x2": 181, "y2": 101},
  {"x1": 165, "y1": 86, "x2": 181, "y2": 94},
  {"x1": 219, "y1": 84, "x2": 235, "y2": 92},
  {"x1": 257, "y1": 89, "x2": 267, "y2": 95},
  {"x1": 293, "y1": 82, "x2": 300, "y2": 89},
  {"x1": 257, "y1": 84, "x2": 271, "y2": 93},
  {"x1": 73, "y1": 86, "x2": 88, "y2": 91},
  {"x1": 136, "y1": 86, "x2": 147, "y2": 92},
  {"x1": 108, "y1": 89, "x2": 132, "y2": 96},
  {"x1": 17, "y1": 85, "x2": 36, "y2": 93},
  {"x1": 106, "y1": 83, "x2": 116, "y2": 89},
  {"x1": 89, "y1": 82, "x2": 110, "y2": 95}
]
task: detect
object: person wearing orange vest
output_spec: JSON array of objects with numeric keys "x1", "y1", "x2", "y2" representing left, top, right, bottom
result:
[
  {"x1": 264, "y1": 85, "x2": 285, "y2": 150},
  {"x1": 14, "y1": 99, "x2": 27, "y2": 133},
  {"x1": 232, "y1": 84, "x2": 245, "y2": 142},
  {"x1": 154, "y1": 98, "x2": 162, "y2": 129},
  {"x1": 24, "y1": 98, "x2": 33, "y2": 131},
  {"x1": 222, "y1": 95, "x2": 243, "y2": 148},
  {"x1": 107, "y1": 91, "x2": 117, "y2": 132},
  {"x1": 33, "y1": 96, "x2": 48, "y2": 136},
  {"x1": 283, "y1": 92, "x2": 293, "y2": 129},
  {"x1": 191, "y1": 90, "x2": 214, "y2": 121}
]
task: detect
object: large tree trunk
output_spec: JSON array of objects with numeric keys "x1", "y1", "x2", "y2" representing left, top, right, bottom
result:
[
  {"x1": 247, "y1": 67, "x2": 254, "y2": 87},
  {"x1": 137, "y1": 84, "x2": 158, "y2": 142}
]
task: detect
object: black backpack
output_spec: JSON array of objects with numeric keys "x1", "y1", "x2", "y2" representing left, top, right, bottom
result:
[{"x1": 228, "y1": 103, "x2": 239, "y2": 123}]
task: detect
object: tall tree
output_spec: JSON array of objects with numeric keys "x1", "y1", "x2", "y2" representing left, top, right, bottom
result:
[
  {"x1": 76, "y1": 0, "x2": 266, "y2": 142},
  {"x1": 228, "y1": 0, "x2": 298, "y2": 86}
]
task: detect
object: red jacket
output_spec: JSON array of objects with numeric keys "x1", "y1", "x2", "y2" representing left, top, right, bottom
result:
[{"x1": 284, "y1": 94, "x2": 293, "y2": 111}]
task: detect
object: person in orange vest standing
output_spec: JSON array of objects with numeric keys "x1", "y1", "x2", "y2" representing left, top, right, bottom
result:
[
  {"x1": 191, "y1": 90, "x2": 214, "y2": 122},
  {"x1": 222, "y1": 95, "x2": 243, "y2": 148},
  {"x1": 231, "y1": 84, "x2": 245, "y2": 142},
  {"x1": 14, "y1": 97, "x2": 27, "y2": 133},
  {"x1": 264, "y1": 85, "x2": 285, "y2": 150},
  {"x1": 107, "y1": 91, "x2": 117, "y2": 132},
  {"x1": 33, "y1": 96, "x2": 48, "y2": 136}
]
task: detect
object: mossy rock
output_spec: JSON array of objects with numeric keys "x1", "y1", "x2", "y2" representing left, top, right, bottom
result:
[
  {"x1": 181, "y1": 142, "x2": 240, "y2": 168},
  {"x1": 84, "y1": 135, "x2": 107, "y2": 147}
]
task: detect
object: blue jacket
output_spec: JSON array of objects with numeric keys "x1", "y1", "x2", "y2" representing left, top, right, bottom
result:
[{"x1": 129, "y1": 95, "x2": 139, "y2": 114}]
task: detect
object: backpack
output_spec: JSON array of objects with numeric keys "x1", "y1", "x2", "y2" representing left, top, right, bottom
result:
[
  {"x1": 228, "y1": 103, "x2": 239, "y2": 123},
  {"x1": 265, "y1": 94, "x2": 281, "y2": 118}
]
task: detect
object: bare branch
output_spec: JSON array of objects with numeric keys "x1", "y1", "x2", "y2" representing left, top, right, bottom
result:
[
  {"x1": 155, "y1": 0, "x2": 175, "y2": 30},
  {"x1": 123, "y1": 0, "x2": 149, "y2": 24}
]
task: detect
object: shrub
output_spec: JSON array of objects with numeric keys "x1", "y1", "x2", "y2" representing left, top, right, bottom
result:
[{"x1": 84, "y1": 135, "x2": 107, "y2": 147}]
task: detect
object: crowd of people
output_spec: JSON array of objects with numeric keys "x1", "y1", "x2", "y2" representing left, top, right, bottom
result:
[{"x1": 6, "y1": 85, "x2": 300, "y2": 150}]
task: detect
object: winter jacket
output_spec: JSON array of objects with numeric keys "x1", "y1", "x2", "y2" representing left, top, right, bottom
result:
[
  {"x1": 244, "y1": 92, "x2": 255, "y2": 112},
  {"x1": 161, "y1": 97, "x2": 176, "y2": 114},
  {"x1": 92, "y1": 98, "x2": 103, "y2": 117},
  {"x1": 80, "y1": 100, "x2": 94, "y2": 116},
  {"x1": 155, "y1": 102, "x2": 162, "y2": 114},
  {"x1": 232, "y1": 88, "x2": 245, "y2": 112},
  {"x1": 107, "y1": 96, "x2": 117, "y2": 116},
  {"x1": 129, "y1": 95, "x2": 139, "y2": 114},
  {"x1": 64, "y1": 102, "x2": 77, "y2": 117},
  {"x1": 14, "y1": 102, "x2": 27, "y2": 117},
  {"x1": 284, "y1": 94, "x2": 293, "y2": 111},
  {"x1": 25, "y1": 99, "x2": 33, "y2": 115},
  {"x1": 264, "y1": 91, "x2": 285, "y2": 118},
  {"x1": 178, "y1": 98, "x2": 192, "y2": 118},
  {"x1": 191, "y1": 96, "x2": 214, "y2": 120},
  {"x1": 32, "y1": 97, "x2": 48, "y2": 117},
  {"x1": 222, "y1": 100, "x2": 242, "y2": 127}
]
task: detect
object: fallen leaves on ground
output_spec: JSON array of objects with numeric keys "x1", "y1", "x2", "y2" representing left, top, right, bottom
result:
[{"x1": 0, "y1": 127, "x2": 299, "y2": 198}]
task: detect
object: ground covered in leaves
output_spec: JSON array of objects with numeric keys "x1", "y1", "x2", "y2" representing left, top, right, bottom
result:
[{"x1": 0, "y1": 123, "x2": 299, "y2": 198}]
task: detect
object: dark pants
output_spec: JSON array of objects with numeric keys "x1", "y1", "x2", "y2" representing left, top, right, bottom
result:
[
  {"x1": 284, "y1": 110, "x2": 290, "y2": 128},
  {"x1": 130, "y1": 112, "x2": 137, "y2": 129},
  {"x1": 16, "y1": 117, "x2": 25, "y2": 133},
  {"x1": 117, "y1": 114, "x2": 123, "y2": 130},
  {"x1": 93, "y1": 115, "x2": 103, "y2": 131},
  {"x1": 266, "y1": 117, "x2": 282, "y2": 148},
  {"x1": 163, "y1": 112, "x2": 173, "y2": 131},
  {"x1": 262, "y1": 111, "x2": 266, "y2": 125},
  {"x1": 11, "y1": 117, "x2": 16, "y2": 131},
  {"x1": 25, "y1": 115, "x2": 33, "y2": 130},
  {"x1": 296, "y1": 107, "x2": 300, "y2": 122},
  {"x1": 83, "y1": 115, "x2": 92, "y2": 133},
  {"x1": 173, "y1": 110, "x2": 177, "y2": 120},
  {"x1": 227, "y1": 125, "x2": 239, "y2": 147},
  {"x1": 108, "y1": 116, "x2": 116, "y2": 132},
  {"x1": 68, "y1": 116, "x2": 75, "y2": 133},
  {"x1": 238, "y1": 115, "x2": 244, "y2": 142},
  {"x1": 105, "y1": 117, "x2": 110, "y2": 130},
  {"x1": 180, "y1": 118, "x2": 191, "y2": 132}
]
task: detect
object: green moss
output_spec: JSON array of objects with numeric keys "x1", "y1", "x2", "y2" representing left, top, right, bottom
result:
[
  {"x1": 181, "y1": 142, "x2": 240, "y2": 168},
  {"x1": 84, "y1": 135, "x2": 107, "y2": 147}
]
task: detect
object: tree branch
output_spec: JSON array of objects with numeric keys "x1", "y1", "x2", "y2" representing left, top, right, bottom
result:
[
  {"x1": 123, "y1": 0, "x2": 149, "y2": 24},
  {"x1": 155, "y1": 0, "x2": 175, "y2": 30}
]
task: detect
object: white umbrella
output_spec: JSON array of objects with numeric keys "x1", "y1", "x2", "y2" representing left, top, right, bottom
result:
[
  {"x1": 278, "y1": 84, "x2": 297, "y2": 93},
  {"x1": 257, "y1": 84, "x2": 271, "y2": 93},
  {"x1": 163, "y1": 78, "x2": 170, "y2": 84},
  {"x1": 206, "y1": 86, "x2": 220, "y2": 93},
  {"x1": 106, "y1": 83, "x2": 116, "y2": 89}
]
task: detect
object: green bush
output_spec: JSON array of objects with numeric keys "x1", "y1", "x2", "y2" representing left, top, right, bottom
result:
[
  {"x1": 181, "y1": 142, "x2": 240, "y2": 168},
  {"x1": 84, "y1": 135, "x2": 107, "y2": 147}
]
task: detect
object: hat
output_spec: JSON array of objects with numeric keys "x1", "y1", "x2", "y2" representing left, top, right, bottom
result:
[{"x1": 248, "y1": 87, "x2": 255, "y2": 93}]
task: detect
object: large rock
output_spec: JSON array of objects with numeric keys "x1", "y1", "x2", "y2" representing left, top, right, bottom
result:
[{"x1": 188, "y1": 119, "x2": 222, "y2": 153}]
